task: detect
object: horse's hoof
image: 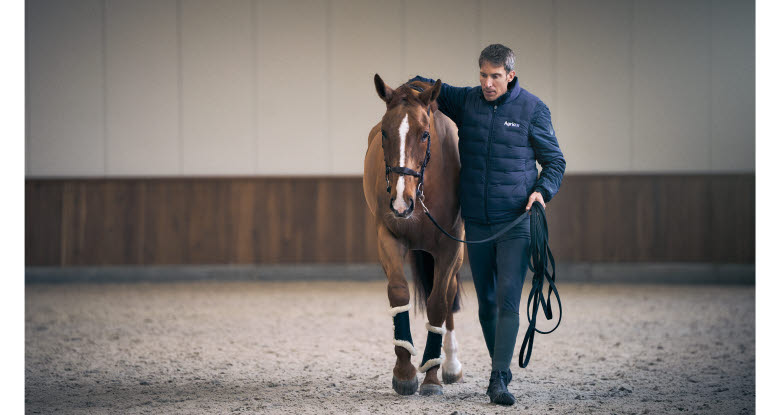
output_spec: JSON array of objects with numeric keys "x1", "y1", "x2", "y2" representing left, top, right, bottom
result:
[
  {"x1": 419, "y1": 383, "x2": 444, "y2": 396},
  {"x1": 442, "y1": 369, "x2": 463, "y2": 384},
  {"x1": 392, "y1": 375, "x2": 418, "y2": 395}
]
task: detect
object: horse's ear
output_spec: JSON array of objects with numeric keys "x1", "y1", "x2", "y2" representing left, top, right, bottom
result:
[
  {"x1": 374, "y1": 74, "x2": 393, "y2": 103},
  {"x1": 418, "y1": 79, "x2": 442, "y2": 106}
]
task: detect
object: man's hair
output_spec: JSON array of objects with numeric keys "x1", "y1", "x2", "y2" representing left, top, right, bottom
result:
[{"x1": 478, "y1": 44, "x2": 515, "y2": 73}]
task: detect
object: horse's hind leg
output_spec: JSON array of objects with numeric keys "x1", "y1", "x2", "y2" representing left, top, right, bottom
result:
[
  {"x1": 442, "y1": 272, "x2": 463, "y2": 384},
  {"x1": 377, "y1": 225, "x2": 418, "y2": 396}
]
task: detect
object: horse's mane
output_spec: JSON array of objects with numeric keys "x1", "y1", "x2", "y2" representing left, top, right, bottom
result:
[{"x1": 387, "y1": 82, "x2": 438, "y2": 114}]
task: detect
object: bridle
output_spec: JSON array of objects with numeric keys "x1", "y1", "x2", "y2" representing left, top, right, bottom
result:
[{"x1": 382, "y1": 84, "x2": 432, "y2": 201}]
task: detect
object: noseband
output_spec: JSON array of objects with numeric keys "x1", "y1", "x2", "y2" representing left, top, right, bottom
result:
[{"x1": 383, "y1": 84, "x2": 432, "y2": 199}]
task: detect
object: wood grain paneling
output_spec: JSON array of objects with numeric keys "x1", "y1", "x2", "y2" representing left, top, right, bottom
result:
[
  {"x1": 25, "y1": 181, "x2": 63, "y2": 265},
  {"x1": 142, "y1": 180, "x2": 188, "y2": 264},
  {"x1": 545, "y1": 174, "x2": 755, "y2": 263},
  {"x1": 710, "y1": 175, "x2": 755, "y2": 262},
  {"x1": 58, "y1": 180, "x2": 143, "y2": 265},
  {"x1": 25, "y1": 175, "x2": 754, "y2": 266}
]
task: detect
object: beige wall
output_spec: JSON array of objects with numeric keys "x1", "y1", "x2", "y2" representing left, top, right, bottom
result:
[{"x1": 26, "y1": 0, "x2": 755, "y2": 177}]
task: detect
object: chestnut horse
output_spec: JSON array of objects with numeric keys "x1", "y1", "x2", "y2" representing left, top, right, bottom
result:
[{"x1": 363, "y1": 74, "x2": 464, "y2": 396}]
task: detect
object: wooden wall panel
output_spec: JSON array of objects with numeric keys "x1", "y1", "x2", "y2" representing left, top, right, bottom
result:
[
  {"x1": 710, "y1": 175, "x2": 755, "y2": 263},
  {"x1": 142, "y1": 181, "x2": 189, "y2": 264},
  {"x1": 59, "y1": 180, "x2": 144, "y2": 265},
  {"x1": 25, "y1": 175, "x2": 754, "y2": 266},
  {"x1": 229, "y1": 180, "x2": 258, "y2": 264},
  {"x1": 544, "y1": 175, "x2": 755, "y2": 263},
  {"x1": 25, "y1": 181, "x2": 63, "y2": 265},
  {"x1": 185, "y1": 181, "x2": 232, "y2": 264}
]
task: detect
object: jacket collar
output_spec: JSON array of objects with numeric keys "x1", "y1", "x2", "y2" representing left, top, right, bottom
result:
[{"x1": 482, "y1": 76, "x2": 521, "y2": 105}]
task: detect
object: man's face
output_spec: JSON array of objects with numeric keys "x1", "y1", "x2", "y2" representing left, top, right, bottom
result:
[{"x1": 479, "y1": 61, "x2": 515, "y2": 101}]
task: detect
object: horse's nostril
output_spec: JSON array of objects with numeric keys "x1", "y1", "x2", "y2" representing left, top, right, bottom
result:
[
  {"x1": 390, "y1": 198, "x2": 400, "y2": 214},
  {"x1": 405, "y1": 198, "x2": 414, "y2": 214}
]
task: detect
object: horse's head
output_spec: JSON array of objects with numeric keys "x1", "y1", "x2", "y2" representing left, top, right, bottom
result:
[{"x1": 373, "y1": 74, "x2": 442, "y2": 219}]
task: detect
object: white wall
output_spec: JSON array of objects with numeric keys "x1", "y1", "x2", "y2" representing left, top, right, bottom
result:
[{"x1": 25, "y1": 0, "x2": 755, "y2": 177}]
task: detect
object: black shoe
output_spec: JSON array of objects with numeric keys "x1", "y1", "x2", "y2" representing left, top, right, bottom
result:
[
  {"x1": 485, "y1": 368, "x2": 512, "y2": 395},
  {"x1": 486, "y1": 370, "x2": 516, "y2": 406}
]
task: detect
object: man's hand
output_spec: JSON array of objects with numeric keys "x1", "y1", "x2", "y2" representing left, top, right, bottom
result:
[{"x1": 526, "y1": 191, "x2": 545, "y2": 213}]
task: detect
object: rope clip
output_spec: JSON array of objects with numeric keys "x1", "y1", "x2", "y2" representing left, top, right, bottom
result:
[{"x1": 418, "y1": 194, "x2": 429, "y2": 214}]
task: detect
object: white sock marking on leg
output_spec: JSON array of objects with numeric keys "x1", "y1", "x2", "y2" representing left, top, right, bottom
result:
[{"x1": 442, "y1": 329, "x2": 462, "y2": 375}]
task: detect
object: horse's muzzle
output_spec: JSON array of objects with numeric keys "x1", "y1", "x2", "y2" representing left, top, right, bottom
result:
[{"x1": 390, "y1": 197, "x2": 414, "y2": 218}]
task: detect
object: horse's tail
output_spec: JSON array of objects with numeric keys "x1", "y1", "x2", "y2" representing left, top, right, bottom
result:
[{"x1": 408, "y1": 250, "x2": 462, "y2": 314}]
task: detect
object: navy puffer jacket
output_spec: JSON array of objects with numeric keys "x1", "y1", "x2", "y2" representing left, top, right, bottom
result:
[{"x1": 411, "y1": 76, "x2": 565, "y2": 224}]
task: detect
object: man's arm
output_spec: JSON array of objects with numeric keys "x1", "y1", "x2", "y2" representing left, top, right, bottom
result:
[
  {"x1": 409, "y1": 76, "x2": 472, "y2": 127},
  {"x1": 529, "y1": 101, "x2": 566, "y2": 203}
]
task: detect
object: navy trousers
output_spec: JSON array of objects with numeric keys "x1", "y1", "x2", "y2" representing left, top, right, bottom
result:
[
  {"x1": 465, "y1": 217, "x2": 530, "y2": 364},
  {"x1": 466, "y1": 218, "x2": 530, "y2": 315}
]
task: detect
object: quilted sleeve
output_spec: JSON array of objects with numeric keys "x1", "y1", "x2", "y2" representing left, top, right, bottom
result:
[{"x1": 529, "y1": 101, "x2": 566, "y2": 203}]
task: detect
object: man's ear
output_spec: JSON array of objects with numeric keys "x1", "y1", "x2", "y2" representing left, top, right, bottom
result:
[
  {"x1": 374, "y1": 74, "x2": 393, "y2": 103},
  {"x1": 507, "y1": 70, "x2": 516, "y2": 83},
  {"x1": 418, "y1": 79, "x2": 442, "y2": 106}
]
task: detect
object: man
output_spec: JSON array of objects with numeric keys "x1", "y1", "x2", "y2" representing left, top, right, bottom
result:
[{"x1": 411, "y1": 44, "x2": 565, "y2": 405}]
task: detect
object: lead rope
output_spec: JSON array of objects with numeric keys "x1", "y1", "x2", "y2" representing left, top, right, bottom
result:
[
  {"x1": 518, "y1": 201, "x2": 562, "y2": 368},
  {"x1": 418, "y1": 196, "x2": 562, "y2": 367},
  {"x1": 418, "y1": 197, "x2": 528, "y2": 245}
]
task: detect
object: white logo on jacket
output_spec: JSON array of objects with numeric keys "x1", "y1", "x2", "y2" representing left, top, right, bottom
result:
[{"x1": 504, "y1": 121, "x2": 520, "y2": 128}]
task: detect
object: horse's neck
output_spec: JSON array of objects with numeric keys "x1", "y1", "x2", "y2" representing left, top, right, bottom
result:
[{"x1": 430, "y1": 110, "x2": 459, "y2": 165}]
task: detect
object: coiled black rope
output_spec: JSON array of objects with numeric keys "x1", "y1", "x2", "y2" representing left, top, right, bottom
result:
[{"x1": 518, "y1": 201, "x2": 562, "y2": 368}]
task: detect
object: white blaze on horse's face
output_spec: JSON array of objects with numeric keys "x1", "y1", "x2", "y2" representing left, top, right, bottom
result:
[{"x1": 392, "y1": 113, "x2": 410, "y2": 213}]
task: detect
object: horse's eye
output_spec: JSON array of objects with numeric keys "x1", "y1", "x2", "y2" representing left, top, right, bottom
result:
[
  {"x1": 382, "y1": 130, "x2": 387, "y2": 139},
  {"x1": 422, "y1": 131, "x2": 430, "y2": 142}
]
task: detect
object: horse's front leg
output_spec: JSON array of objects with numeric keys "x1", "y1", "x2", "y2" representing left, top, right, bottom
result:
[
  {"x1": 419, "y1": 245, "x2": 463, "y2": 396},
  {"x1": 377, "y1": 225, "x2": 418, "y2": 395}
]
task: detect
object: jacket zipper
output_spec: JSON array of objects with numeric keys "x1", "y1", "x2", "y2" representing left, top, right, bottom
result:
[{"x1": 483, "y1": 104, "x2": 498, "y2": 223}]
